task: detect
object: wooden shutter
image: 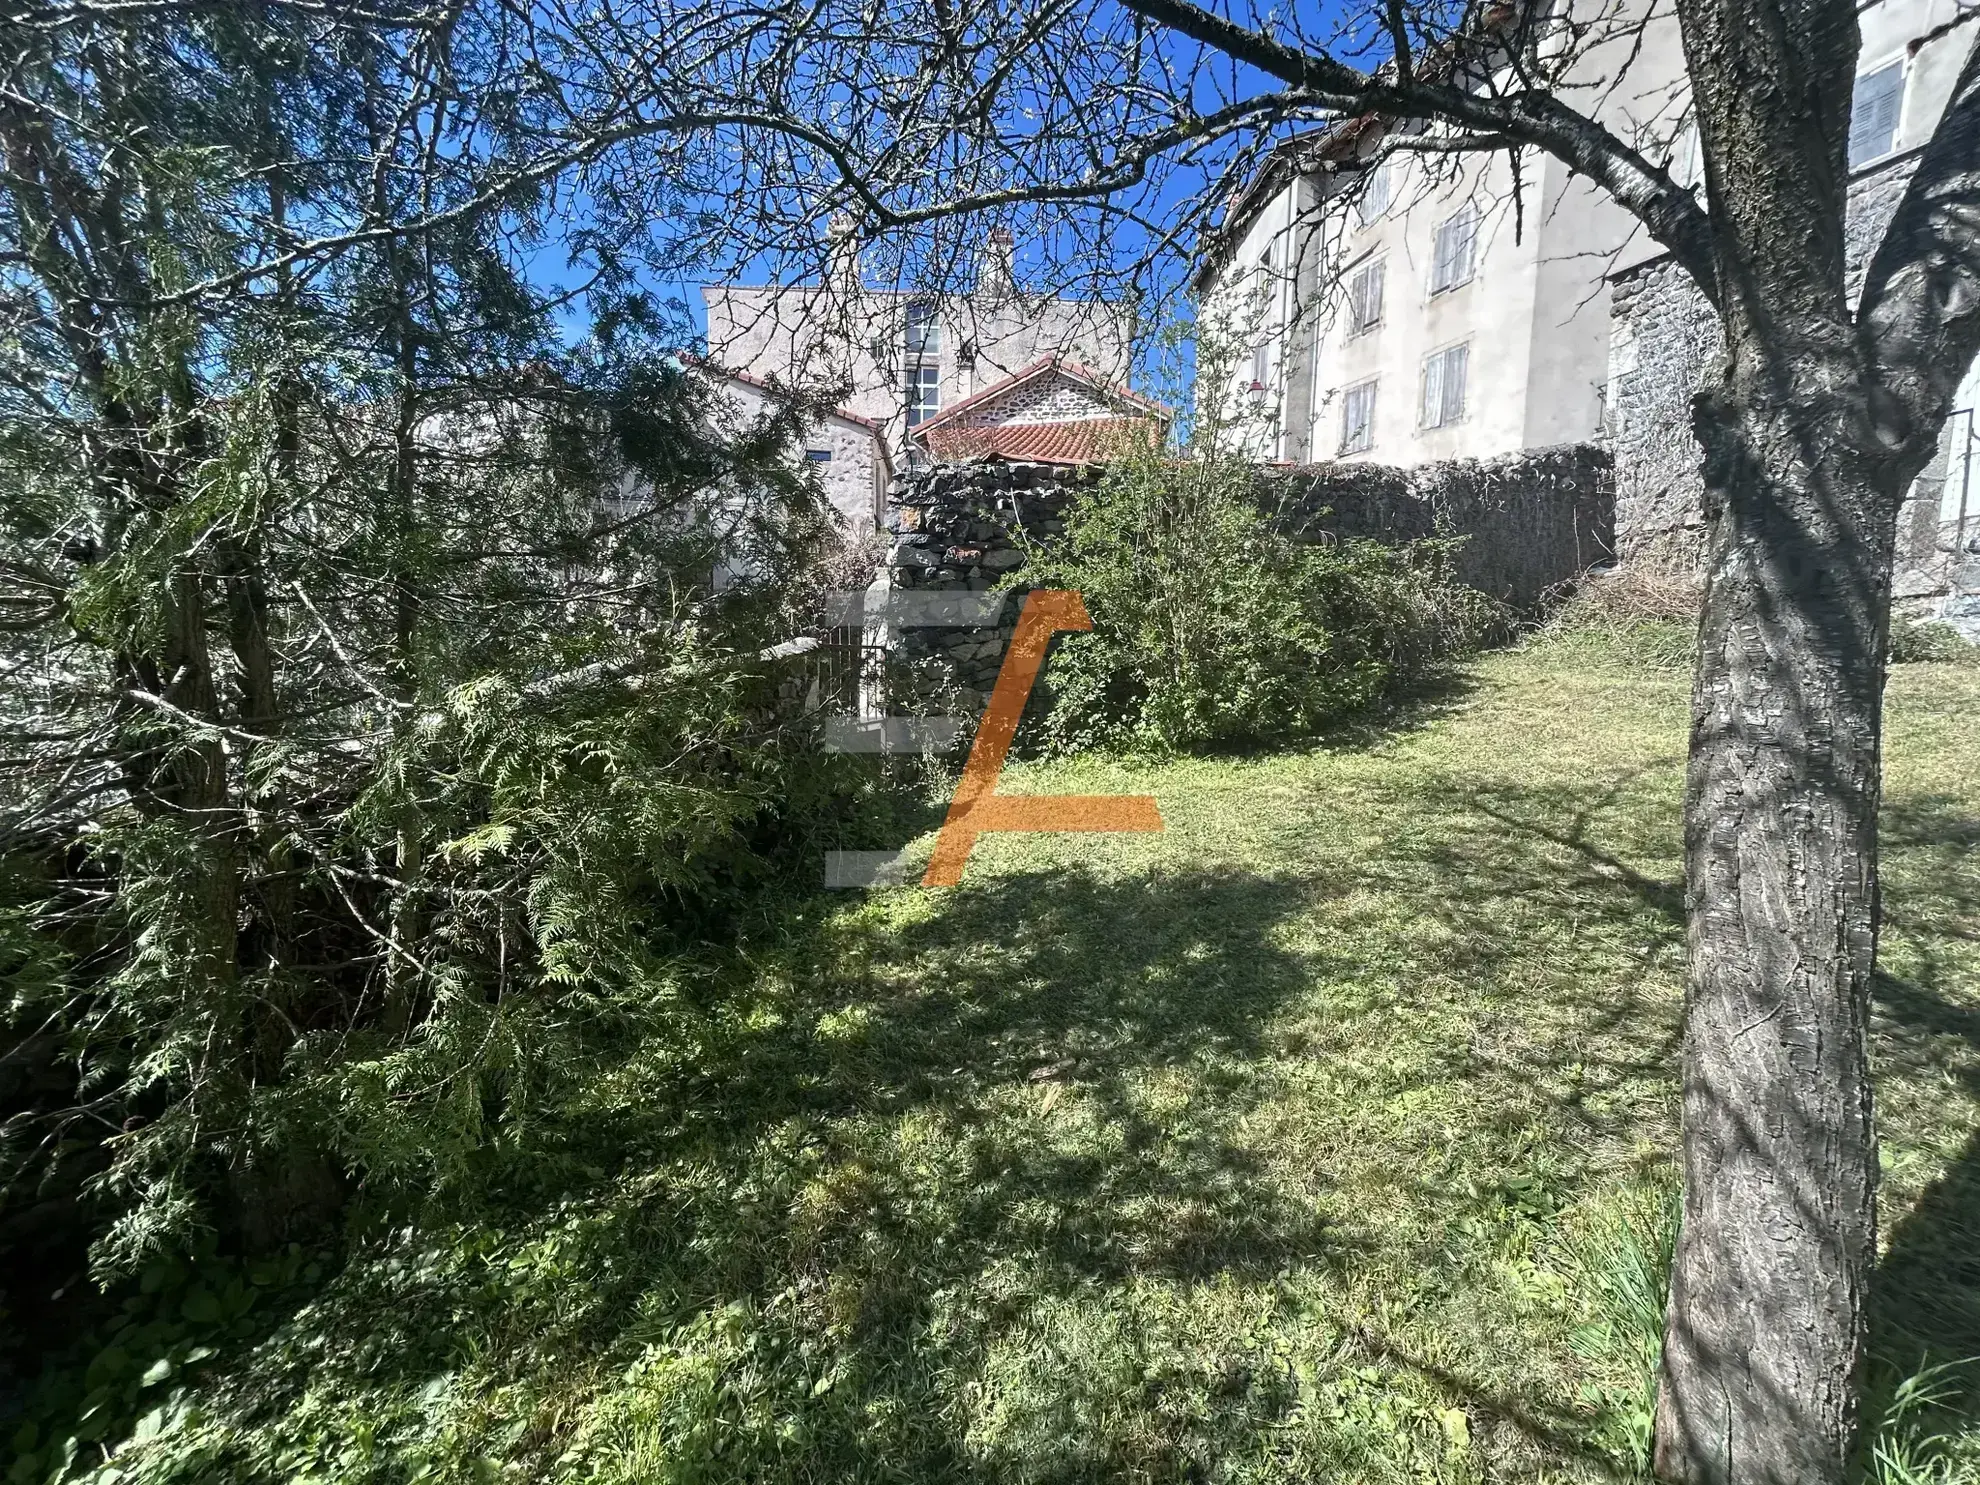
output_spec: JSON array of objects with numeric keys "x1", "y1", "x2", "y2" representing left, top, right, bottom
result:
[
  {"x1": 1432, "y1": 208, "x2": 1476, "y2": 292},
  {"x1": 1442, "y1": 344, "x2": 1468, "y2": 424},
  {"x1": 1849, "y1": 63, "x2": 1903, "y2": 167},
  {"x1": 1350, "y1": 261, "x2": 1385, "y2": 333}
]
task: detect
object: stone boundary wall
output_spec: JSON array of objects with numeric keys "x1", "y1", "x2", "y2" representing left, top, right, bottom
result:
[
  {"x1": 875, "y1": 446, "x2": 1616, "y2": 708},
  {"x1": 1608, "y1": 152, "x2": 1980, "y2": 635},
  {"x1": 879, "y1": 460, "x2": 1091, "y2": 710},
  {"x1": 1258, "y1": 443, "x2": 1615, "y2": 615}
]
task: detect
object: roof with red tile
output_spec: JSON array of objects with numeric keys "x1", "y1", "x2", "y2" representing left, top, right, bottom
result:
[
  {"x1": 682, "y1": 354, "x2": 885, "y2": 435},
  {"x1": 910, "y1": 356, "x2": 1170, "y2": 439},
  {"x1": 919, "y1": 417, "x2": 1162, "y2": 465}
]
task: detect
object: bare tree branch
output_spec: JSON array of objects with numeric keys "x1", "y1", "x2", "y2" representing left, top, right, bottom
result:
[{"x1": 1117, "y1": 0, "x2": 1721, "y2": 299}]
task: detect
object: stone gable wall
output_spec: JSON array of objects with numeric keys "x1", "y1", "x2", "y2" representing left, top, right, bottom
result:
[
  {"x1": 1609, "y1": 157, "x2": 1930, "y2": 564},
  {"x1": 957, "y1": 377, "x2": 1117, "y2": 427},
  {"x1": 1606, "y1": 154, "x2": 1980, "y2": 634}
]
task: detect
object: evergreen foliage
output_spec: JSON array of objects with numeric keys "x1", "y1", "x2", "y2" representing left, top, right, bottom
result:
[
  {"x1": 0, "y1": 2, "x2": 853, "y2": 1293},
  {"x1": 1014, "y1": 444, "x2": 1506, "y2": 754}
]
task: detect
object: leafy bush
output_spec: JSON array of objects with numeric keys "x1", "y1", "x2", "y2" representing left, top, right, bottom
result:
[
  {"x1": 1890, "y1": 612, "x2": 1980, "y2": 666},
  {"x1": 1013, "y1": 445, "x2": 1504, "y2": 753}
]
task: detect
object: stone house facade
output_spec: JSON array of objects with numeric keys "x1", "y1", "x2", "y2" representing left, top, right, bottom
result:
[
  {"x1": 697, "y1": 363, "x2": 893, "y2": 534},
  {"x1": 701, "y1": 227, "x2": 1136, "y2": 482},
  {"x1": 911, "y1": 358, "x2": 1171, "y2": 465},
  {"x1": 1195, "y1": 0, "x2": 1977, "y2": 570}
]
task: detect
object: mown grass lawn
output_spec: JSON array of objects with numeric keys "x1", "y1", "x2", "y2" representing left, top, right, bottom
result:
[{"x1": 41, "y1": 640, "x2": 1980, "y2": 1484}]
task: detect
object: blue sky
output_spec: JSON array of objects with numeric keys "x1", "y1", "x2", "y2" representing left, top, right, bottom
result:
[{"x1": 518, "y1": 0, "x2": 1362, "y2": 400}]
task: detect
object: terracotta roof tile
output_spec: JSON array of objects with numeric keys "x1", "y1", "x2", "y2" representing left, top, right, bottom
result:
[
  {"x1": 920, "y1": 417, "x2": 1160, "y2": 465},
  {"x1": 912, "y1": 357, "x2": 1169, "y2": 437}
]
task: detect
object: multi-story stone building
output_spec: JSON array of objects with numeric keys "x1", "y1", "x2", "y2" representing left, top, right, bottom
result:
[
  {"x1": 1198, "y1": 0, "x2": 1978, "y2": 629},
  {"x1": 701, "y1": 226, "x2": 1138, "y2": 488}
]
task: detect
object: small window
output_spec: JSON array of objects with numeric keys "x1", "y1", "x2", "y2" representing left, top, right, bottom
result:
[
  {"x1": 1849, "y1": 61, "x2": 1904, "y2": 168},
  {"x1": 1249, "y1": 246, "x2": 1277, "y2": 387},
  {"x1": 1341, "y1": 380, "x2": 1377, "y2": 454},
  {"x1": 1421, "y1": 343, "x2": 1469, "y2": 429},
  {"x1": 805, "y1": 447, "x2": 833, "y2": 462},
  {"x1": 1346, "y1": 260, "x2": 1385, "y2": 336},
  {"x1": 1430, "y1": 206, "x2": 1479, "y2": 294},
  {"x1": 905, "y1": 300, "x2": 940, "y2": 357},
  {"x1": 904, "y1": 365, "x2": 940, "y2": 427},
  {"x1": 1357, "y1": 162, "x2": 1392, "y2": 224}
]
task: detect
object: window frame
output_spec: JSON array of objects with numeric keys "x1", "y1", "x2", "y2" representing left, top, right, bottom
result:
[
  {"x1": 1356, "y1": 162, "x2": 1392, "y2": 225},
  {"x1": 1346, "y1": 258, "x2": 1386, "y2": 337},
  {"x1": 1429, "y1": 206, "x2": 1479, "y2": 295},
  {"x1": 1340, "y1": 379, "x2": 1378, "y2": 454},
  {"x1": 1248, "y1": 244, "x2": 1276, "y2": 387},
  {"x1": 904, "y1": 364, "x2": 941, "y2": 428},
  {"x1": 1847, "y1": 57, "x2": 1906, "y2": 170},
  {"x1": 903, "y1": 299, "x2": 941, "y2": 358},
  {"x1": 1419, "y1": 342, "x2": 1470, "y2": 430}
]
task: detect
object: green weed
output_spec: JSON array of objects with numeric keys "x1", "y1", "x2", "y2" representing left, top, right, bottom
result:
[{"x1": 15, "y1": 653, "x2": 1979, "y2": 1483}]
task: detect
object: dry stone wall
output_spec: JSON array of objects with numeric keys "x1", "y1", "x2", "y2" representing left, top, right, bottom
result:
[
  {"x1": 879, "y1": 461, "x2": 1091, "y2": 711},
  {"x1": 875, "y1": 447, "x2": 1615, "y2": 711},
  {"x1": 1258, "y1": 444, "x2": 1615, "y2": 614},
  {"x1": 1605, "y1": 154, "x2": 1975, "y2": 632}
]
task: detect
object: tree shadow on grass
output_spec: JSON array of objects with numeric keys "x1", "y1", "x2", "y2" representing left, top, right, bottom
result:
[
  {"x1": 96, "y1": 723, "x2": 1976, "y2": 1481},
  {"x1": 196, "y1": 863, "x2": 1357, "y2": 1480},
  {"x1": 1870, "y1": 796, "x2": 1980, "y2": 1410}
]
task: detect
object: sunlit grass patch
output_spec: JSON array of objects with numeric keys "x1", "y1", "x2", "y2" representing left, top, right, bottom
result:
[{"x1": 25, "y1": 641, "x2": 1979, "y2": 1484}]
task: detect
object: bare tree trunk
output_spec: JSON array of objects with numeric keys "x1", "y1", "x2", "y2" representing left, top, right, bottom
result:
[{"x1": 1653, "y1": 338, "x2": 1897, "y2": 1480}]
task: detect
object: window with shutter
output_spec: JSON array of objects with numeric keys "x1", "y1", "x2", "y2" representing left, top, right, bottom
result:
[
  {"x1": 1246, "y1": 247, "x2": 1277, "y2": 387},
  {"x1": 1431, "y1": 206, "x2": 1478, "y2": 293},
  {"x1": 1347, "y1": 260, "x2": 1385, "y2": 335},
  {"x1": 1357, "y1": 163, "x2": 1392, "y2": 224},
  {"x1": 1848, "y1": 62, "x2": 1904, "y2": 168},
  {"x1": 1421, "y1": 344, "x2": 1468, "y2": 428},
  {"x1": 904, "y1": 300, "x2": 940, "y2": 357},
  {"x1": 1341, "y1": 381, "x2": 1377, "y2": 453}
]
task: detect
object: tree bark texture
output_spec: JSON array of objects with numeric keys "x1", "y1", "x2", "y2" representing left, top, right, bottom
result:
[
  {"x1": 1653, "y1": 358, "x2": 1895, "y2": 1484},
  {"x1": 1641, "y1": 0, "x2": 1930, "y2": 1471}
]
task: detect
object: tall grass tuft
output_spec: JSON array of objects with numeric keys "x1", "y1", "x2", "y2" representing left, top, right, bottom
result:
[
  {"x1": 1529, "y1": 567, "x2": 1699, "y2": 672},
  {"x1": 1561, "y1": 1182, "x2": 1680, "y2": 1475},
  {"x1": 1889, "y1": 611, "x2": 1980, "y2": 666},
  {"x1": 1863, "y1": 1359, "x2": 1977, "y2": 1484}
]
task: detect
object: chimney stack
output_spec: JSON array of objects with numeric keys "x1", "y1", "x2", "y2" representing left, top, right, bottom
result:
[
  {"x1": 978, "y1": 225, "x2": 1016, "y2": 301},
  {"x1": 824, "y1": 212, "x2": 861, "y2": 305}
]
